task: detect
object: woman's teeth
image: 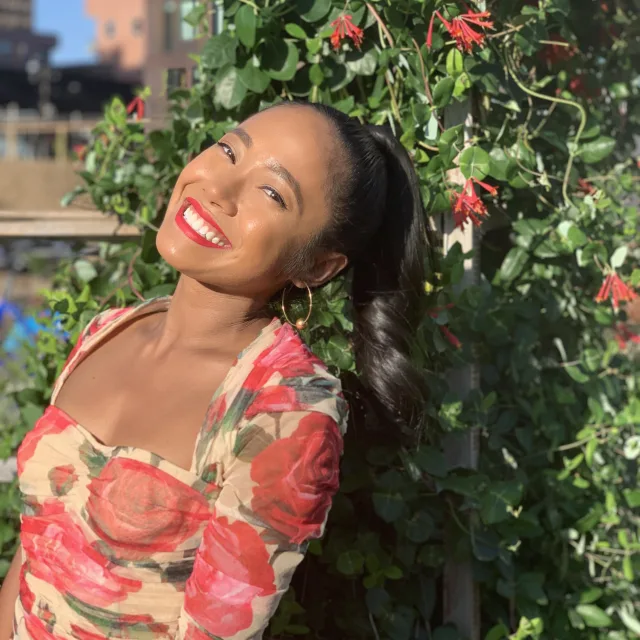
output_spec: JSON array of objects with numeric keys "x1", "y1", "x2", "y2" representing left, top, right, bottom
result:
[{"x1": 182, "y1": 206, "x2": 227, "y2": 246}]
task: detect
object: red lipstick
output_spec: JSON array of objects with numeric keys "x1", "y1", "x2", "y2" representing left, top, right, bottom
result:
[{"x1": 175, "y1": 197, "x2": 232, "y2": 249}]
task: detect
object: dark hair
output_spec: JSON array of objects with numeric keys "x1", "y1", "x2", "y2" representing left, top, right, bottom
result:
[{"x1": 282, "y1": 102, "x2": 437, "y2": 431}]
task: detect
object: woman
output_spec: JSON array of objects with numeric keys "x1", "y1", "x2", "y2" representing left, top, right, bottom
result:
[{"x1": 0, "y1": 102, "x2": 432, "y2": 639}]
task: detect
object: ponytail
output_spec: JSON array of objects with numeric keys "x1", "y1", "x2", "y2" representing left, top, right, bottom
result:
[
  {"x1": 351, "y1": 126, "x2": 433, "y2": 429},
  {"x1": 279, "y1": 102, "x2": 437, "y2": 430}
]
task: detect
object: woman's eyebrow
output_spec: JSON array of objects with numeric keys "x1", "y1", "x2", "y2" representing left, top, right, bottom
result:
[
  {"x1": 229, "y1": 127, "x2": 253, "y2": 148},
  {"x1": 228, "y1": 126, "x2": 303, "y2": 211},
  {"x1": 265, "y1": 158, "x2": 303, "y2": 211}
]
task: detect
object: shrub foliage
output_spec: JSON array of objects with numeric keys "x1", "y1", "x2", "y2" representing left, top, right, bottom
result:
[{"x1": 2, "y1": 1, "x2": 639, "y2": 638}]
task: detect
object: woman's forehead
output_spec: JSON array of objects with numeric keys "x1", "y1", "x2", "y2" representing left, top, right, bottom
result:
[
  {"x1": 240, "y1": 105, "x2": 336, "y2": 159},
  {"x1": 239, "y1": 105, "x2": 339, "y2": 206}
]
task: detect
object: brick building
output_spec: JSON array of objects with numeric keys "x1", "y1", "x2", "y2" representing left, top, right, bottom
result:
[
  {"x1": 144, "y1": 0, "x2": 216, "y2": 119},
  {"x1": 85, "y1": 0, "x2": 146, "y2": 79},
  {"x1": 0, "y1": 0, "x2": 56, "y2": 70}
]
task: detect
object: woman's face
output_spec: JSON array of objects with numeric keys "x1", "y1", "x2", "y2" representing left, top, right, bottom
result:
[{"x1": 156, "y1": 105, "x2": 347, "y2": 299}]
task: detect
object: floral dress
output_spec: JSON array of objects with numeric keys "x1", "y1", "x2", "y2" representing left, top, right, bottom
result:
[{"x1": 13, "y1": 297, "x2": 347, "y2": 639}]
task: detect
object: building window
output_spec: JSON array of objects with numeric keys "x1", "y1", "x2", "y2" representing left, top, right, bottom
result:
[
  {"x1": 180, "y1": 0, "x2": 198, "y2": 41},
  {"x1": 166, "y1": 67, "x2": 187, "y2": 92},
  {"x1": 0, "y1": 39, "x2": 12, "y2": 56},
  {"x1": 104, "y1": 20, "x2": 116, "y2": 38},
  {"x1": 163, "y1": 1, "x2": 176, "y2": 51},
  {"x1": 191, "y1": 65, "x2": 200, "y2": 86},
  {"x1": 132, "y1": 17, "x2": 144, "y2": 36}
]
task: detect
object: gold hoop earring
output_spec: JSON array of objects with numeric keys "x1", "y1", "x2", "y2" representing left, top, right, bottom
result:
[{"x1": 281, "y1": 283, "x2": 313, "y2": 330}]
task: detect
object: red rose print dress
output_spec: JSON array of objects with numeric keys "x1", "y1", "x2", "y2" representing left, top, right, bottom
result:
[{"x1": 13, "y1": 297, "x2": 347, "y2": 639}]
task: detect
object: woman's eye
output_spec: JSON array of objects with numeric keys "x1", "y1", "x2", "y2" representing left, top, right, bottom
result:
[
  {"x1": 218, "y1": 142, "x2": 236, "y2": 164},
  {"x1": 261, "y1": 186, "x2": 287, "y2": 209}
]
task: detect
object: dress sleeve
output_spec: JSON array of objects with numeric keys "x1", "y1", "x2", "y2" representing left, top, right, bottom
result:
[{"x1": 174, "y1": 408, "x2": 344, "y2": 639}]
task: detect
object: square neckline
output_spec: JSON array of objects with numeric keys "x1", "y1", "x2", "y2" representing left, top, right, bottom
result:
[{"x1": 49, "y1": 297, "x2": 282, "y2": 476}]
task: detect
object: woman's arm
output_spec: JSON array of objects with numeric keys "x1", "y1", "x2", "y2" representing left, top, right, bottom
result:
[
  {"x1": 175, "y1": 409, "x2": 344, "y2": 639},
  {"x1": 0, "y1": 546, "x2": 21, "y2": 640}
]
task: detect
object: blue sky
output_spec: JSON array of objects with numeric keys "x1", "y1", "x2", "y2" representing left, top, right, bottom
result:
[{"x1": 33, "y1": 0, "x2": 96, "y2": 65}]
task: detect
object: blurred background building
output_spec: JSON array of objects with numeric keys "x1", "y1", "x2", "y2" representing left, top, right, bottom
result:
[
  {"x1": 0, "y1": 0, "x2": 56, "y2": 70},
  {"x1": 85, "y1": 0, "x2": 145, "y2": 80},
  {"x1": 0, "y1": 0, "x2": 219, "y2": 313}
]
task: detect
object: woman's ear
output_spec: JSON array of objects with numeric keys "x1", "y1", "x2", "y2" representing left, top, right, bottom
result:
[{"x1": 292, "y1": 251, "x2": 348, "y2": 289}]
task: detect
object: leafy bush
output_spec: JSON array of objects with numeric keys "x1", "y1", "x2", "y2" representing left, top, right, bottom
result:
[{"x1": 2, "y1": 0, "x2": 639, "y2": 638}]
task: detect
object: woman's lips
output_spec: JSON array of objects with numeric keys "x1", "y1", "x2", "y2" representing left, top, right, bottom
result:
[{"x1": 175, "y1": 198, "x2": 232, "y2": 249}]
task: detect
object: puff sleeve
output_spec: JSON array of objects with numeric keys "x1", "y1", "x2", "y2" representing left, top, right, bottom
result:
[{"x1": 174, "y1": 408, "x2": 344, "y2": 639}]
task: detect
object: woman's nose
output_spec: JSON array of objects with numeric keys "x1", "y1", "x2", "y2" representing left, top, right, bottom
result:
[{"x1": 191, "y1": 162, "x2": 239, "y2": 218}]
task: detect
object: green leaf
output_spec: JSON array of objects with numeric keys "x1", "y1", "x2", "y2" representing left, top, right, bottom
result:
[
  {"x1": 479, "y1": 481, "x2": 523, "y2": 524},
  {"x1": 238, "y1": 62, "x2": 271, "y2": 93},
  {"x1": 619, "y1": 608, "x2": 640, "y2": 636},
  {"x1": 576, "y1": 504, "x2": 604, "y2": 533},
  {"x1": 324, "y1": 334, "x2": 353, "y2": 370},
  {"x1": 622, "y1": 555, "x2": 634, "y2": 581},
  {"x1": 580, "y1": 137, "x2": 616, "y2": 164},
  {"x1": 298, "y1": 0, "x2": 332, "y2": 23},
  {"x1": 623, "y1": 489, "x2": 640, "y2": 508},
  {"x1": 372, "y1": 492, "x2": 408, "y2": 523},
  {"x1": 557, "y1": 221, "x2": 587, "y2": 249},
  {"x1": 404, "y1": 511, "x2": 435, "y2": 543},
  {"x1": 499, "y1": 247, "x2": 528, "y2": 282},
  {"x1": 488, "y1": 148, "x2": 516, "y2": 181},
  {"x1": 285, "y1": 23, "x2": 307, "y2": 39},
  {"x1": 336, "y1": 550, "x2": 364, "y2": 575},
  {"x1": 565, "y1": 365, "x2": 589, "y2": 383},
  {"x1": 484, "y1": 623, "x2": 509, "y2": 640},
  {"x1": 575, "y1": 604, "x2": 612, "y2": 628},
  {"x1": 433, "y1": 77, "x2": 455, "y2": 108},
  {"x1": 433, "y1": 625, "x2": 462, "y2": 640},
  {"x1": 202, "y1": 34, "x2": 237, "y2": 69},
  {"x1": 384, "y1": 565, "x2": 403, "y2": 579},
  {"x1": 610, "y1": 246, "x2": 627, "y2": 269},
  {"x1": 345, "y1": 49, "x2": 378, "y2": 76},
  {"x1": 446, "y1": 49, "x2": 464, "y2": 76},
  {"x1": 459, "y1": 147, "x2": 491, "y2": 180},
  {"x1": 579, "y1": 588, "x2": 603, "y2": 604},
  {"x1": 263, "y1": 40, "x2": 300, "y2": 81},
  {"x1": 215, "y1": 67, "x2": 247, "y2": 109},
  {"x1": 73, "y1": 260, "x2": 98, "y2": 283},
  {"x1": 21, "y1": 403, "x2": 43, "y2": 428},
  {"x1": 235, "y1": 5, "x2": 257, "y2": 48},
  {"x1": 366, "y1": 588, "x2": 390, "y2": 615},
  {"x1": 309, "y1": 63, "x2": 324, "y2": 86},
  {"x1": 61, "y1": 186, "x2": 84, "y2": 208},
  {"x1": 414, "y1": 447, "x2": 448, "y2": 478}
]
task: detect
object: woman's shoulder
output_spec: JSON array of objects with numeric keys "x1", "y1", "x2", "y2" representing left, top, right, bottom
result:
[
  {"x1": 242, "y1": 323, "x2": 348, "y2": 427},
  {"x1": 75, "y1": 297, "x2": 169, "y2": 346}
]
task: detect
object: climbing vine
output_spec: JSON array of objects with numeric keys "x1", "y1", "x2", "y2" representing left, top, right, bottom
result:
[{"x1": 2, "y1": 1, "x2": 639, "y2": 638}]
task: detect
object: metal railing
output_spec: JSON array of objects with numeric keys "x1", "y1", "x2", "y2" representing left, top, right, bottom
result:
[{"x1": 0, "y1": 113, "x2": 101, "y2": 162}]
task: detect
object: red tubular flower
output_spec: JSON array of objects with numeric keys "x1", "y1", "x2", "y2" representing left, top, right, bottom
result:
[
  {"x1": 439, "y1": 325, "x2": 462, "y2": 349},
  {"x1": 450, "y1": 177, "x2": 498, "y2": 229},
  {"x1": 568, "y1": 74, "x2": 600, "y2": 99},
  {"x1": 538, "y1": 35, "x2": 577, "y2": 66},
  {"x1": 330, "y1": 14, "x2": 364, "y2": 50},
  {"x1": 577, "y1": 178, "x2": 597, "y2": 195},
  {"x1": 126, "y1": 96, "x2": 145, "y2": 120},
  {"x1": 427, "y1": 9, "x2": 494, "y2": 53},
  {"x1": 428, "y1": 305, "x2": 462, "y2": 349},
  {"x1": 595, "y1": 273, "x2": 637, "y2": 310},
  {"x1": 72, "y1": 143, "x2": 87, "y2": 161},
  {"x1": 614, "y1": 323, "x2": 640, "y2": 349}
]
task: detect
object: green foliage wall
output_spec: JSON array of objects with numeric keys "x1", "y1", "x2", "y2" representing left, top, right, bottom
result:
[{"x1": 2, "y1": 1, "x2": 639, "y2": 638}]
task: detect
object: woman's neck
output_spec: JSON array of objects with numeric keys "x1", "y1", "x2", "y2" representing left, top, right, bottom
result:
[{"x1": 150, "y1": 276, "x2": 274, "y2": 355}]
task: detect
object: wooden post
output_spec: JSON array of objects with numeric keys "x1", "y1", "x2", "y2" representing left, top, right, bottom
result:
[
  {"x1": 441, "y1": 96, "x2": 481, "y2": 640},
  {"x1": 4, "y1": 106, "x2": 19, "y2": 159},
  {"x1": 54, "y1": 123, "x2": 68, "y2": 163}
]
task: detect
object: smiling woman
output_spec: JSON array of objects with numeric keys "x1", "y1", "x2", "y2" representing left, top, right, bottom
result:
[{"x1": 2, "y1": 102, "x2": 436, "y2": 639}]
